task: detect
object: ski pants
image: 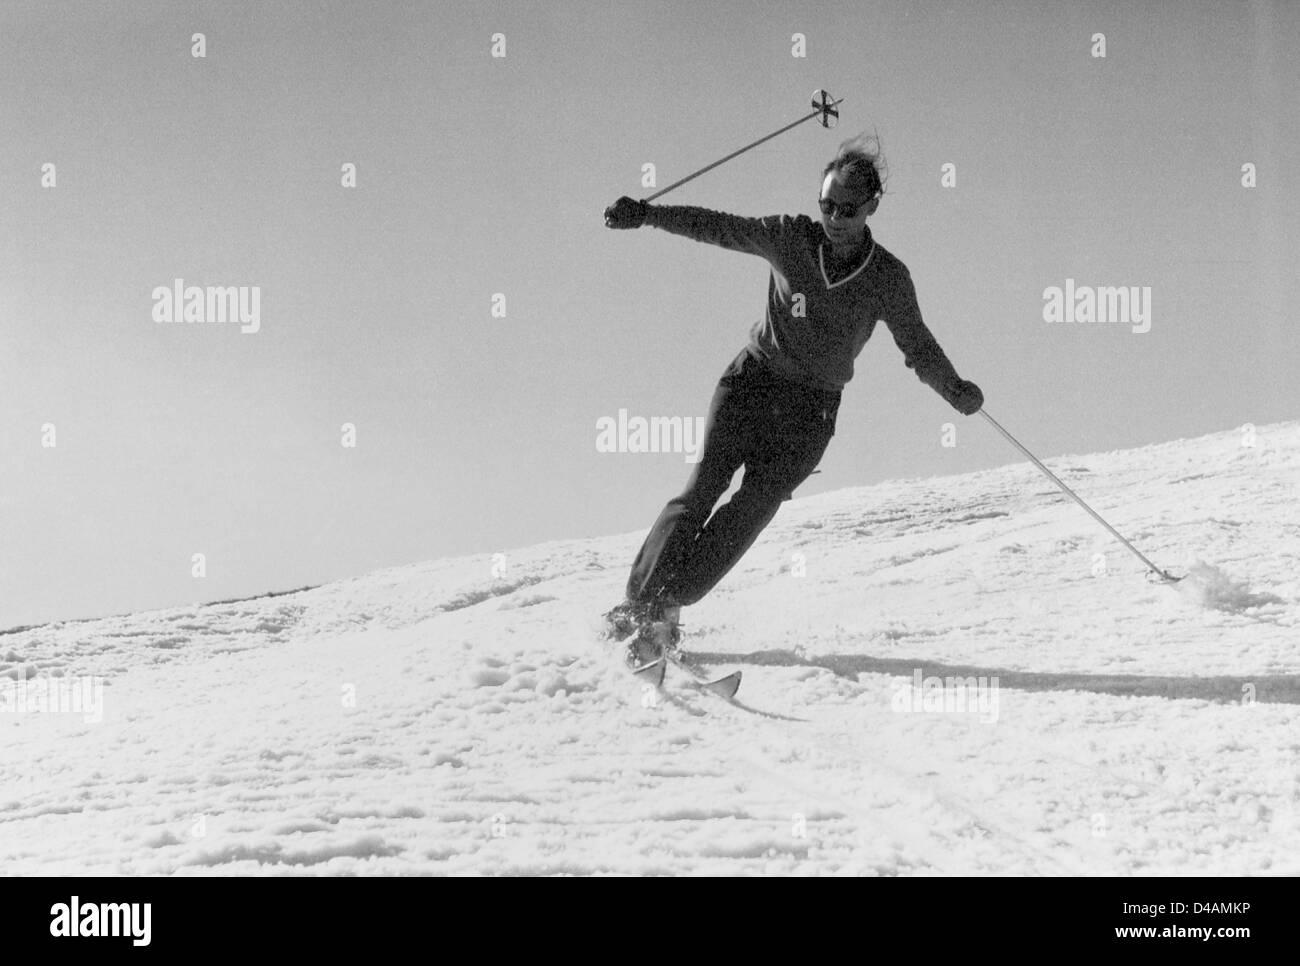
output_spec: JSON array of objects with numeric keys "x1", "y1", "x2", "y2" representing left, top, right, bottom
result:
[{"x1": 626, "y1": 348, "x2": 840, "y2": 607}]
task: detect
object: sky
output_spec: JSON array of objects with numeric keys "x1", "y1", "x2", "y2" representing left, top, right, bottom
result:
[{"x1": 1, "y1": 0, "x2": 1296, "y2": 629}]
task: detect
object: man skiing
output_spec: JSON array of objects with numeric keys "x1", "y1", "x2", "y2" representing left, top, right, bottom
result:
[{"x1": 602, "y1": 133, "x2": 984, "y2": 666}]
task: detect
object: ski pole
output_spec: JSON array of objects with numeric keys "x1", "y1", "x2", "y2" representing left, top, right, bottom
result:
[
  {"x1": 643, "y1": 89, "x2": 843, "y2": 202},
  {"x1": 978, "y1": 409, "x2": 1182, "y2": 583}
]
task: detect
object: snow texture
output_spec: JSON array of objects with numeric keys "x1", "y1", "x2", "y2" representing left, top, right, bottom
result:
[{"x1": 2, "y1": 421, "x2": 1297, "y2": 875}]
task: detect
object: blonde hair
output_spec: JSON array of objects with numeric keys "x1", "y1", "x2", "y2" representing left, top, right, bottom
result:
[{"x1": 823, "y1": 131, "x2": 886, "y2": 200}]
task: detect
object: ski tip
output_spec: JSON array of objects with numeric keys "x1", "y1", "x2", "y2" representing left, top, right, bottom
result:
[{"x1": 705, "y1": 671, "x2": 742, "y2": 700}]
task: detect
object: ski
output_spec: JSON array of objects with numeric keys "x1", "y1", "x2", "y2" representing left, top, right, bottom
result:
[
  {"x1": 662, "y1": 647, "x2": 742, "y2": 699},
  {"x1": 697, "y1": 669, "x2": 743, "y2": 700},
  {"x1": 629, "y1": 655, "x2": 666, "y2": 687}
]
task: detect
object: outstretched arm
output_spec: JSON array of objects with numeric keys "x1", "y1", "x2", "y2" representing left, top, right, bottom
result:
[{"x1": 604, "y1": 196, "x2": 788, "y2": 263}]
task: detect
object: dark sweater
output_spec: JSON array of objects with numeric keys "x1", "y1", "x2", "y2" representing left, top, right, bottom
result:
[{"x1": 644, "y1": 204, "x2": 960, "y2": 396}]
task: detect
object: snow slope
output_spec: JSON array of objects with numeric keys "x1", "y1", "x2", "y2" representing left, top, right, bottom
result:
[{"x1": 3, "y1": 421, "x2": 1297, "y2": 875}]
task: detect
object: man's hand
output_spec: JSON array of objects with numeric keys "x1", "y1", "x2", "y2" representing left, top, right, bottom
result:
[
  {"x1": 943, "y1": 377, "x2": 984, "y2": 415},
  {"x1": 604, "y1": 196, "x2": 649, "y2": 229}
]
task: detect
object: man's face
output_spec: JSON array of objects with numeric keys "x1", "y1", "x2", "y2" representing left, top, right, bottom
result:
[{"x1": 818, "y1": 172, "x2": 876, "y2": 246}]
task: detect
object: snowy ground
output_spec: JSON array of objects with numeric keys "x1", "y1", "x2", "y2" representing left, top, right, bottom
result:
[{"x1": 3, "y1": 421, "x2": 1297, "y2": 875}]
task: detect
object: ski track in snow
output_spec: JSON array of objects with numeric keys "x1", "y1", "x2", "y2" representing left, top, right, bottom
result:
[{"x1": 2, "y1": 422, "x2": 1298, "y2": 875}]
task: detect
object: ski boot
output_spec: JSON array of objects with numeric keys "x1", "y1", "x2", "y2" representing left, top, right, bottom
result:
[
  {"x1": 602, "y1": 599, "x2": 653, "y2": 643},
  {"x1": 626, "y1": 597, "x2": 681, "y2": 666},
  {"x1": 623, "y1": 622, "x2": 664, "y2": 670},
  {"x1": 603, "y1": 597, "x2": 682, "y2": 669},
  {"x1": 643, "y1": 599, "x2": 682, "y2": 655}
]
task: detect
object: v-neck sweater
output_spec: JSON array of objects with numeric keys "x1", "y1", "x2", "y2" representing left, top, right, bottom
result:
[{"x1": 644, "y1": 204, "x2": 960, "y2": 395}]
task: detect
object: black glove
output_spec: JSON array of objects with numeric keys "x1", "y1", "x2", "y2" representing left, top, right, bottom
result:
[
  {"x1": 943, "y1": 377, "x2": 984, "y2": 415},
  {"x1": 604, "y1": 196, "x2": 649, "y2": 229}
]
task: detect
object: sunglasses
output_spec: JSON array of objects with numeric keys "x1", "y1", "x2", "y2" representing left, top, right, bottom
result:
[{"x1": 818, "y1": 196, "x2": 870, "y2": 219}]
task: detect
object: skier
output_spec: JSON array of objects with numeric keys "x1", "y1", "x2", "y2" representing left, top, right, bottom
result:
[{"x1": 602, "y1": 133, "x2": 984, "y2": 664}]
